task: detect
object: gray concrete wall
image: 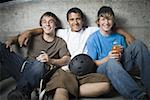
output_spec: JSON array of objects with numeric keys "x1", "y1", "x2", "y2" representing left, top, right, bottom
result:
[{"x1": 0, "y1": 0, "x2": 150, "y2": 49}]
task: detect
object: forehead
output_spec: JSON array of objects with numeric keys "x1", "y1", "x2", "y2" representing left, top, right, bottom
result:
[
  {"x1": 99, "y1": 13, "x2": 114, "y2": 20},
  {"x1": 68, "y1": 12, "x2": 81, "y2": 19},
  {"x1": 41, "y1": 15, "x2": 55, "y2": 21},
  {"x1": 99, "y1": 13, "x2": 114, "y2": 18}
]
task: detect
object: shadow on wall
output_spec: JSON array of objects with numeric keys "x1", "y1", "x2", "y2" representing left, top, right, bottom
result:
[{"x1": 0, "y1": 0, "x2": 13, "y2": 3}]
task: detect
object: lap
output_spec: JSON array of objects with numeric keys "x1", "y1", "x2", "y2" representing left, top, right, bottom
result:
[
  {"x1": 45, "y1": 69, "x2": 79, "y2": 97},
  {"x1": 77, "y1": 73, "x2": 109, "y2": 85}
]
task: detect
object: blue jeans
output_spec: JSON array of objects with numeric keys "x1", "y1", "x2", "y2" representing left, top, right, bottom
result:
[
  {"x1": 0, "y1": 42, "x2": 46, "y2": 94},
  {"x1": 97, "y1": 40, "x2": 150, "y2": 98}
]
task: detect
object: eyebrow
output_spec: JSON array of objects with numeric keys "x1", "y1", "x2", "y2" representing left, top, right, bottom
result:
[{"x1": 41, "y1": 19, "x2": 56, "y2": 22}]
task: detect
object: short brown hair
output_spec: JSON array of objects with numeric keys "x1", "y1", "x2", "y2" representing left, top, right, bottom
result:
[
  {"x1": 96, "y1": 6, "x2": 115, "y2": 27},
  {"x1": 39, "y1": 12, "x2": 62, "y2": 30}
]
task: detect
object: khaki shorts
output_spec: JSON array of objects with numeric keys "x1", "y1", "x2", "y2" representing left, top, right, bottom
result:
[
  {"x1": 77, "y1": 73, "x2": 109, "y2": 85},
  {"x1": 45, "y1": 69, "x2": 109, "y2": 97}
]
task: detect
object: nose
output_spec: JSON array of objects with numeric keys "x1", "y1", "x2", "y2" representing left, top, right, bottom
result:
[
  {"x1": 74, "y1": 19, "x2": 78, "y2": 24},
  {"x1": 104, "y1": 19, "x2": 109, "y2": 23},
  {"x1": 46, "y1": 23, "x2": 50, "y2": 26},
  {"x1": 45, "y1": 21, "x2": 50, "y2": 26}
]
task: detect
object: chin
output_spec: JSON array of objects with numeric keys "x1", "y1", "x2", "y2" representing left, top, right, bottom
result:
[
  {"x1": 104, "y1": 28, "x2": 111, "y2": 32},
  {"x1": 72, "y1": 28, "x2": 81, "y2": 32},
  {"x1": 44, "y1": 30, "x2": 51, "y2": 33}
]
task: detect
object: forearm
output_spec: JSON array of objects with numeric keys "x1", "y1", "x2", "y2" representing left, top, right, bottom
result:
[
  {"x1": 18, "y1": 28, "x2": 43, "y2": 47},
  {"x1": 6, "y1": 35, "x2": 18, "y2": 44},
  {"x1": 21, "y1": 28, "x2": 43, "y2": 36},
  {"x1": 115, "y1": 27, "x2": 135, "y2": 45},
  {"x1": 47, "y1": 55, "x2": 71, "y2": 67},
  {"x1": 94, "y1": 56, "x2": 109, "y2": 66},
  {"x1": 116, "y1": 27, "x2": 132, "y2": 37},
  {"x1": 29, "y1": 28, "x2": 43, "y2": 35}
]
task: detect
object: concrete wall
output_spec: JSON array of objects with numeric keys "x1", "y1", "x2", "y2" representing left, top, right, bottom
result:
[{"x1": 0, "y1": 0, "x2": 150, "y2": 49}]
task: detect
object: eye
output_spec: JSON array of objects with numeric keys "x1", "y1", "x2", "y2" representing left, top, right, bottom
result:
[
  {"x1": 49, "y1": 20, "x2": 54, "y2": 24},
  {"x1": 99, "y1": 17, "x2": 105, "y2": 21},
  {"x1": 42, "y1": 20, "x2": 46, "y2": 24},
  {"x1": 69, "y1": 18, "x2": 74, "y2": 21},
  {"x1": 76, "y1": 18, "x2": 81, "y2": 21}
]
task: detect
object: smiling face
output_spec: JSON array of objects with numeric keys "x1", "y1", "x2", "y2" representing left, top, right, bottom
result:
[
  {"x1": 41, "y1": 15, "x2": 56, "y2": 35},
  {"x1": 67, "y1": 12, "x2": 83, "y2": 32},
  {"x1": 96, "y1": 6, "x2": 115, "y2": 35},
  {"x1": 97, "y1": 14, "x2": 114, "y2": 34}
]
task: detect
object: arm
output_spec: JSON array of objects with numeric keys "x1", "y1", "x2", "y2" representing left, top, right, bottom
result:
[
  {"x1": 36, "y1": 51, "x2": 70, "y2": 68},
  {"x1": 95, "y1": 50, "x2": 122, "y2": 66},
  {"x1": 18, "y1": 28, "x2": 43, "y2": 47},
  {"x1": 94, "y1": 56, "x2": 109, "y2": 66},
  {"x1": 47, "y1": 55, "x2": 70, "y2": 67},
  {"x1": 115, "y1": 27, "x2": 135, "y2": 45},
  {"x1": 5, "y1": 35, "x2": 19, "y2": 48}
]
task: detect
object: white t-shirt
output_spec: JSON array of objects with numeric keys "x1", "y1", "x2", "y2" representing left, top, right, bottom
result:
[
  {"x1": 57, "y1": 27, "x2": 99, "y2": 59},
  {"x1": 56, "y1": 27, "x2": 99, "y2": 70}
]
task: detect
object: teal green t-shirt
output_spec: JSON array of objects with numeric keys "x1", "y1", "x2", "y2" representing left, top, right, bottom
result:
[{"x1": 84, "y1": 30, "x2": 127, "y2": 60}]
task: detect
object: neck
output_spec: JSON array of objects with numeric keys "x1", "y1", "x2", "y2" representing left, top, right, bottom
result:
[
  {"x1": 43, "y1": 32, "x2": 55, "y2": 42},
  {"x1": 99, "y1": 29, "x2": 111, "y2": 36},
  {"x1": 70, "y1": 28, "x2": 83, "y2": 33}
]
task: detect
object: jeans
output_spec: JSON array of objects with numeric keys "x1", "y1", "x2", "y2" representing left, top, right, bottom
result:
[
  {"x1": 96, "y1": 40, "x2": 150, "y2": 99},
  {"x1": 0, "y1": 42, "x2": 46, "y2": 95}
]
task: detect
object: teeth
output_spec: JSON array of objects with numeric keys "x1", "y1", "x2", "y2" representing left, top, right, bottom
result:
[{"x1": 44, "y1": 27, "x2": 51, "y2": 30}]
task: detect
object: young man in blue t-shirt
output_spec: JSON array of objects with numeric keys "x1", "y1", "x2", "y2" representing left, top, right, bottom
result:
[{"x1": 84, "y1": 6, "x2": 150, "y2": 99}]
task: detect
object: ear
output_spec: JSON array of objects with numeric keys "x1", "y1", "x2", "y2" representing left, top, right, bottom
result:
[{"x1": 96, "y1": 19, "x2": 99, "y2": 26}]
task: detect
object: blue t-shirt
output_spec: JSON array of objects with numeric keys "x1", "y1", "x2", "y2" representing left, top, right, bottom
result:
[{"x1": 84, "y1": 30, "x2": 127, "y2": 60}]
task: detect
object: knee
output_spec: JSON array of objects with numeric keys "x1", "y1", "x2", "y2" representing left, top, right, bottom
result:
[
  {"x1": 0, "y1": 42, "x2": 6, "y2": 52},
  {"x1": 31, "y1": 61, "x2": 45, "y2": 75},
  {"x1": 53, "y1": 88, "x2": 69, "y2": 100},
  {"x1": 33, "y1": 61, "x2": 44, "y2": 69},
  {"x1": 79, "y1": 82, "x2": 110, "y2": 97},
  {"x1": 0, "y1": 42, "x2": 3, "y2": 47},
  {"x1": 132, "y1": 40, "x2": 146, "y2": 49},
  {"x1": 107, "y1": 59, "x2": 121, "y2": 70},
  {"x1": 55, "y1": 88, "x2": 68, "y2": 94},
  {"x1": 54, "y1": 88, "x2": 69, "y2": 98},
  {"x1": 133, "y1": 40, "x2": 142, "y2": 45},
  {"x1": 101, "y1": 82, "x2": 111, "y2": 93},
  {"x1": 0, "y1": 43, "x2": 7, "y2": 60}
]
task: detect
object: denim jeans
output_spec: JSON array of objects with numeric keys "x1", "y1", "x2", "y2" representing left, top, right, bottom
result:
[
  {"x1": 0, "y1": 42, "x2": 46, "y2": 94},
  {"x1": 96, "y1": 40, "x2": 150, "y2": 99}
]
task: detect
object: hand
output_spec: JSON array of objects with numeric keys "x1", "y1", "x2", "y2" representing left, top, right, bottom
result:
[
  {"x1": 108, "y1": 51, "x2": 122, "y2": 62},
  {"x1": 5, "y1": 39, "x2": 14, "y2": 52},
  {"x1": 18, "y1": 31, "x2": 31, "y2": 47},
  {"x1": 5, "y1": 40, "x2": 12, "y2": 48},
  {"x1": 125, "y1": 34, "x2": 135, "y2": 45},
  {"x1": 115, "y1": 27, "x2": 135, "y2": 45},
  {"x1": 5, "y1": 36, "x2": 16, "y2": 48},
  {"x1": 36, "y1": 51, "x2": 49, "y2": 62}
]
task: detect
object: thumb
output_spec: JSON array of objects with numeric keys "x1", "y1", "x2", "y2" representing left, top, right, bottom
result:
[
  {"x1": 18, "y1": 37, "x2": 24, "y2": 47},
  {"x1": 24, "y1": 38, "x2": 29, "y2": 46},
  {"x1": 40, "y1": 51, "x2": 46, "y2": 54}
]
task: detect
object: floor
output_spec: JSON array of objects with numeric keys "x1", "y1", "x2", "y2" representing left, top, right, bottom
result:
[{"x1": 0, "y1": 77, "x2": 126, "y2": 100}]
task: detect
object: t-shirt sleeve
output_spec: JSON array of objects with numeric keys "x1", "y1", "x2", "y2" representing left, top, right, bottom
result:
[
  {"x1": 84, "y1": 37, "x2": 97, "y2": 60},
  {"x1": 59, "y1": 39, "x2": 71, "y2": 58},
  {"x1": 121, "y1": 36, "x2": 127, "y2": 48}
]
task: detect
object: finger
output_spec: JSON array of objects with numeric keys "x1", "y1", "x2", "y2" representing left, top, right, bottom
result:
[
  {"x1": 111, "y1": 50, "x2": 118, "y2": 54},
  {"x1": 40, "y1": 51, "x2": 46, "y2": 54},
  {"x1": 36, "y1": 57, "x2": 42, "y2": 62},
  {"x1": 127, "y1": 41, "x2": 130, "y2": 46},
  {"x1": 5, "y1": 43, "x2": 10, "y2": 48},
  {"x1": 24, "y1": 38, "x2": 29, "y2": 46},
  {"x1": 18, "y1": 36, "x2": 25, "y2": 47},
  {"x1": 40, "y1": 59, "x2": 46, "y2": 62},
  {"x1": 5, "y1": 42, "x2": 10, "y2": 48}
]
